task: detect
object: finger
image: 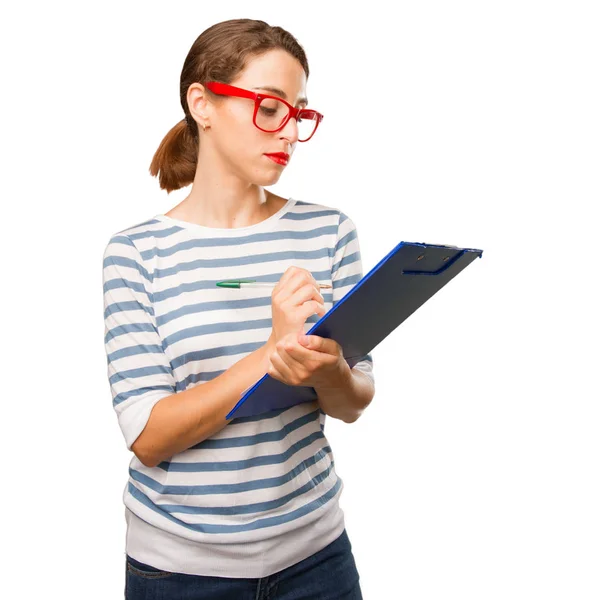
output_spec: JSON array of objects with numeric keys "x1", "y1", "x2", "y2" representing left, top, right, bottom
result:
[
  {"x1": 299, "y1": 335, "x2": 339, "y2": 356},
  {"x1": 286, "y1": 340, "x2": 336, "y2": 365},
  {"x1": 300, "y1": 300, "x2": 327, "y2": 322},
  {"x1": 277, "y1": 270, "x2": 319, "y2": 303},
  {"x1": 267, "y1": 359, "x2": 286, "y2": 383},
  {"x1": 270, "y1": 348, "x2": 300, "y2": 382},
  {"x1": 278, "y1": 267, "x2": 307, "y2": 290},
  {"x1": 278, "y1": 266, "x2": 300, "y2": 287},
  {"x1": 273, "y1": 267, "x2": 300, "y2": 298},
  {"x1": 287, "y1": 282, "x2": 324, "y2": 308},
  {"x1": 275, "y1": 339, "x2": 308, "y2": 370},
  {"x1": 283, "y1": 283, "x2": 324, "y2": 315},
  {"x1": 282, "y1": 277, "x2": 318, "y2": 306}
]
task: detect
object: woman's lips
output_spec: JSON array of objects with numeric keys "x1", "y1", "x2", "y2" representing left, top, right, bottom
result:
[{"x1": 265, "y1": 153, "x2": 289, "y2": 166}]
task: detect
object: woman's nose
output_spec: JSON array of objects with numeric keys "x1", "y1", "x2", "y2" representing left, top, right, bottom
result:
[{"x1": 279, "y1": 116, "x2": 299, "y2": 144}]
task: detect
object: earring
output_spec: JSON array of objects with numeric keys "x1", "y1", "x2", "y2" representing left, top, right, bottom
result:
[{"x1": 203, "y1": 123, "x2": 207, "y2": 132}]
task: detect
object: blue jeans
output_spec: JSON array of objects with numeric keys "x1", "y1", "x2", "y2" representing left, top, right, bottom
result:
[{"x1": 125, "y1": 528, "x2": 363, "y2": 599}]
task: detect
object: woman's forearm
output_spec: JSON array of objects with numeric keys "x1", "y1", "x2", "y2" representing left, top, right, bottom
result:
[{"x1": 132, "y1": 343, "x2": 272, "y2": 467}]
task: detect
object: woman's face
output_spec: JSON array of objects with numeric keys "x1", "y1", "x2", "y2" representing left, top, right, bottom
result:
[{"x1": 194, "y1": 49, "x2": 309, "y2": 186}]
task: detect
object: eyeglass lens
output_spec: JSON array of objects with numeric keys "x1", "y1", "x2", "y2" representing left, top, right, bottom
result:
[{"x1": 257, "y1": 97, "x2": 317, "y2": 141}]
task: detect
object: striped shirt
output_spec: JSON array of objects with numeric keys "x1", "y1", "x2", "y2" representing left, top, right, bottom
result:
[{"x1": 102, "y1": 197, "x2": 374, "y2": 578}]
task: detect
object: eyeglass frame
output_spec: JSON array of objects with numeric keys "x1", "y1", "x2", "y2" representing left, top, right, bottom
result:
[{"x1": 203, "y1": 81, "x2": 324, "y2": 142}]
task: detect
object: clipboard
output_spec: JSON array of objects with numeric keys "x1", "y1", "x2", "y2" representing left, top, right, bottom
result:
[{"x1": 226, "y1": 240, "x2": 483, "y2": 420}]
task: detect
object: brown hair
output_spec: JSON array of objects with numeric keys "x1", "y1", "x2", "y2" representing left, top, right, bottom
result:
[{"x1": 149, "y1": 19, "x2": 310, "y2": 193}]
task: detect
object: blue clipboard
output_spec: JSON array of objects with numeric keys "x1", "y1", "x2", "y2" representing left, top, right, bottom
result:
[{"x1": 226, "y1": 240, "x2": 483, "y2": 420}]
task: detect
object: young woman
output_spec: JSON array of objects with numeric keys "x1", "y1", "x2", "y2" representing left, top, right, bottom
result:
[{"x1": 102, "y1": 18, "x2": 375, "y2": 599}]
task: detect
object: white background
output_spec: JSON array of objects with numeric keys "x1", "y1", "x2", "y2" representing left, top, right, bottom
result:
[{"x1": 2, "y1": 1, "x2": 598, "y2": 598}]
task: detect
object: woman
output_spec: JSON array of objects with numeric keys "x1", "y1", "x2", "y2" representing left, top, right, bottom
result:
[{"x1": 102, "y1": 18, "x2": 375, "y2": 599}]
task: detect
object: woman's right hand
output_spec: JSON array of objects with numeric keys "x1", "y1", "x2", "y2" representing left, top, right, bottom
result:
[{"x1": 267, "y1": 266, "x2": 327, "y2": 348}]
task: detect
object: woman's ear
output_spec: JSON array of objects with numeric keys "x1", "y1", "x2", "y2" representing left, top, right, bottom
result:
[{"x1": 187, "y1": 83, "x2": 211, "y2": 128}]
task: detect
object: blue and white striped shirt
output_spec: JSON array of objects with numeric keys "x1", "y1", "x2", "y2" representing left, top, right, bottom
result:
[{"x1": 102, "y1": 197, "x2": 374, "y2": 578}]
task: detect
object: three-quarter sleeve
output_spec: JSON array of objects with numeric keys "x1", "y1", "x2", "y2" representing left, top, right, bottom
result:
[
  {"x1": 331, "y1": 211, "x2": 374, "y2": 382},
  {"x1": 102, "y1": 234, "x2": 177, "y2": 450}
]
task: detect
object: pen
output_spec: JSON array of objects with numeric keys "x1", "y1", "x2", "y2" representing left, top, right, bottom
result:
[{"x1": 216, "y1": 279, "x2": 332, "y2": 289}]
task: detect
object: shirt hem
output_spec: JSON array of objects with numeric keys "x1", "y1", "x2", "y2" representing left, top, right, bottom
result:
[{"x1": 124, "y1": 500, "x2": 346, "y2": 579}]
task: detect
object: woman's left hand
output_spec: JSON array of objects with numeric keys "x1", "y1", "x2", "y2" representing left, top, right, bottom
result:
[{"x1": 267, "y1": 331, "x2": 350, "y2": 389}]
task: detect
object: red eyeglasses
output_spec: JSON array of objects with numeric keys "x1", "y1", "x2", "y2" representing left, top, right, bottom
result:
[{"x1": 204, "y1": 81, "x2": 324, "y2": 142}]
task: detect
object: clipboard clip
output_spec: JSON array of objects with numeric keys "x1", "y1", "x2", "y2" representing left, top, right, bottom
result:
[{"x1": 402, "y1": 249, "x2": 467, "y2": 276}]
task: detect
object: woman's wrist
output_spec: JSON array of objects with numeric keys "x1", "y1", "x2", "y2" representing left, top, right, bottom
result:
[{"x1": 261, "y1": 335, "x2": 277, "y2": 371}]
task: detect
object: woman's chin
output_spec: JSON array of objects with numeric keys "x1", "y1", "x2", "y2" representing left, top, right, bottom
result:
[{"x1": 255, "y1": 171, "x2": 283, "y2": 186}]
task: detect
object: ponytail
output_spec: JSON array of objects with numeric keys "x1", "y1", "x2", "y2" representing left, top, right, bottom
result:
[{"x1": 148, "y1": 118, "x2": 199, "y2": 193}]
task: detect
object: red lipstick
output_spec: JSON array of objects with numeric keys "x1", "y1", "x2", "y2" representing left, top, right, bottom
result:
[{"x1": 265, "y1": 152, "x2": 289, "y2": 165}]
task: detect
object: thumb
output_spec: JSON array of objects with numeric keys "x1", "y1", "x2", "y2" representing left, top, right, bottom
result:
[{"x1": 298, "y1": 331, "x2": 314, "y2": 347}]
